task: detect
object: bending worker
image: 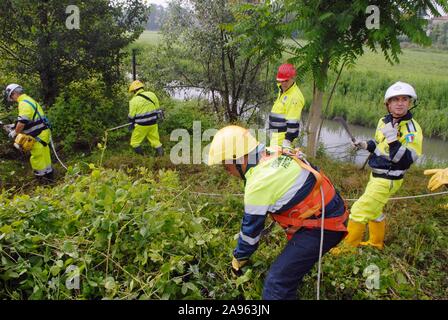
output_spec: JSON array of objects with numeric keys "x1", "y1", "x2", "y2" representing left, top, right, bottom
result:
[
  {"x1": 424, "y1": 168, "x2": 448, "y2": 208},
  {"x1": 128, "y1": 80, "x2": 164, "y2": 156},
  {"x1": 269, "y1": 63, "x2": 305, "y2": 148},
  {"x1": 4, "y1": 84, "x2": 54, "y2": 183},
  {"x1": 341, "y1": 81, "x2": 423, "y2": 250},
  {"x1": 207, "y1": 125, "x2": 348, "y2": 300}
]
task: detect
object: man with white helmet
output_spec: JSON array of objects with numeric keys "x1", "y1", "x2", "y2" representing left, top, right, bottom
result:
[
  {"x1": 336, "y1": 81, "x2": 423, "y2": 251},
  {"x1": 4, "y1": 84, "x2": 54, "y2": 183}
]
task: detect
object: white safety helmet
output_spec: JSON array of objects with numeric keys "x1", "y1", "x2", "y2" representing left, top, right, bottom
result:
[
  {"x1": 5, "y1": 84, "x2": 23, "y2": 101},
  {"x1": 384, "y1": 81, "x2": 417, "y2": 104}
]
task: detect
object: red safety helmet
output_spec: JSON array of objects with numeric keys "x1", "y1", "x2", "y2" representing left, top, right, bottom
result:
[{"x1": 276, "y1": 64, "x2": 296, "y2": 82}]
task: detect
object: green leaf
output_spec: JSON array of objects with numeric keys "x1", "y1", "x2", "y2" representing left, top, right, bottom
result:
[{"x1": 0, "y1": 225, "x2": 13, "y2": 234}]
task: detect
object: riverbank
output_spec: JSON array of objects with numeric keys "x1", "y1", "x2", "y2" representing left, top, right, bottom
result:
[{"x1": 134, "y1": 31, "x2": 448, "y2": 140}]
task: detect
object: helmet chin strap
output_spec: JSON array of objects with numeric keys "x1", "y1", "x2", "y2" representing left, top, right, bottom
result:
[{"x1": 235, "y1": 163, "x2": 246, "y2": 182}]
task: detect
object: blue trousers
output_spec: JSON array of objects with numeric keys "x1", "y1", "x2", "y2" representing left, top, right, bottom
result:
[{"x1": 262, "y1": 228, "x2": 345, "y2": 300}]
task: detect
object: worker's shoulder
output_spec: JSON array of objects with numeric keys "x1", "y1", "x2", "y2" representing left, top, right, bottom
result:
[
  {"x1": 18, "y1": 95, "x2": 37, "y2": 111},
  {"x1": 287, "y1": 84, "x2": 305, "y2": 103},
  {"x1": 376, "y1": 116, "x2": 388, "y2": 127},
  {"x1": 132, "y1": 91, "x2": 158, "y2": 102},
  {"x1": 246, "y1": 156, "x2": 296, "y2": 184},
  {"x1": 404, "y1": 117, "x2": 422, "y2": 130},
  {"x1": 141, "y1": 90, "x2": 158, "y2": 98}
]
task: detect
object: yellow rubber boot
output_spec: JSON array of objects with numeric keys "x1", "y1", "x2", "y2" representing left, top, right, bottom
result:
[
  {"x1": 330, "y1": 220, "x2": 366, "y2": 255},
  {"x1": 360, "y1": 220, "x2": 385, "y2": 250}
]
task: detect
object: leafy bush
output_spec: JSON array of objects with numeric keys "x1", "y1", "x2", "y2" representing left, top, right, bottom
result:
[
  {"x1": 0, "y1": 165, "x2": 270, "y2": 299},
  {"x1": 160, "y1": 99, "x2": 218, "y2": 136},
  {"x1": 0, "y1": 152, "x2": 447, "y2": 299},
  {"x1": 48, "y1": 78, "x2": 128, "y2": 153}
]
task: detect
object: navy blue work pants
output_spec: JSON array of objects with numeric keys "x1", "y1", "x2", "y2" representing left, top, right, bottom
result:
[{"x1": 262, "y1": 228, "x2": 345, "y2": 300}]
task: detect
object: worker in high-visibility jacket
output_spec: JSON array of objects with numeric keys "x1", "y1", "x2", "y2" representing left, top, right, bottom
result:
[
  {"x1": 269, "y1": 64, "x2": 305, "y2": 148},
  {"x1": 339, "y1": 81, "x2": 423, "y2": 251},
  {"x1": 207, "y1": 125, "x2": 348, "y2": 300},
  {"x1": 128, "y1": 80, "x2": 164, "y2": 156},
  {"x1": 4, "y1": 84, "x2": 54, "y2": 182},
  {"x1": 424, "y1": 168, "x2": 448, "y2": 209}
]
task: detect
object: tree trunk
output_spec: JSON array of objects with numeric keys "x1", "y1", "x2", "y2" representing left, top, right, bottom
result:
[
  {"x1": 37, "y1": 3, "x2": 58, "y2": 107},
  {"x1": 39, "y1": 69, "x2": 58, "y2": 107},
  {"x1": 307, "y1": 84, "x2": 324, "y2": 157}
]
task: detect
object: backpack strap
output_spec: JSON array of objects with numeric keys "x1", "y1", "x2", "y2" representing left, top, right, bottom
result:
[
  {"x1": 23, "y1": 99, "x2": 51, "y2": 130},
  {"x1": 23, "y1": 100, "x2": 43, "y2": 122},
  {"x1": 137, "y1": 93, "x2": 156, "y2": 106}
]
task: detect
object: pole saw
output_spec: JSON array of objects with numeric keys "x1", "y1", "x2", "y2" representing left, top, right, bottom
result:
[{"x1": 333, "y1": 116, "x2": 371, "y2": 169}]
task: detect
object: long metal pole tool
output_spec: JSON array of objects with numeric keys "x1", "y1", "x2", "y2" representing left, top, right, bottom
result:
[{"x1": 333, "y1": 116, "x2": 356, "y2": 143}]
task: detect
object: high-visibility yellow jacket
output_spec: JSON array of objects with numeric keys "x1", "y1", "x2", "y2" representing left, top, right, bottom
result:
[
  {"x1": 17, "y1": 94, "x2": 50, "y2": 138},
  {"x1": 269, "y1": 83, "x2": 305, "y2": 143},
  {"x1": 128, "y1": 88, "x2": 160, "y2": 126},
  {"x1": 366, "y1": 112, "x2": 423, "y2": 180},
  {"x1": 233, "y1": 146, "x2": 346, "y2": 260}
]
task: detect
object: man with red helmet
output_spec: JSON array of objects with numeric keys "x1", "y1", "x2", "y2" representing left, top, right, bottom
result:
[{"x1": 269, "y1": 63, "x2": 305, "y2": 148}]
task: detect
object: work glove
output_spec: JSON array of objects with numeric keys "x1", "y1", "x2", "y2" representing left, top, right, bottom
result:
[
  {"x1": 231, "y1": 257, "x2": 248, "y2": 277},
  {"x1": 380, "y1": 122, "x2": 398, "y2": 144},
  {"x1": 8, "y1": 130, "x2": 17, "y2": 140},
  {"x1": 352, "y1": 140, "x2": 368, "y2": 150},
  {"x1": 424, "y1": 168, "x2": 448, "y2": 191},
  {"x1": 128, "y1": 123, "x2": 135, "y2": 132}
]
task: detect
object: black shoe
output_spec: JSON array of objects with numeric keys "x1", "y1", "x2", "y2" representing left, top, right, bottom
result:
[
  {"x1": 134, "y1": 146, "x2": 144, "y2": 155},
  {"x1": 45, "y1": 171, "x2": 55, "y2": 183},
  {"x1": 156, "y1": 146, "x2": 164, "y2": 157},
  {"x1": 36, "y1": 171, "x2": 55, "y2": 185}
]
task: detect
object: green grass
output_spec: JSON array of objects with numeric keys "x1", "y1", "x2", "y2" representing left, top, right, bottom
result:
[
  {"x1": 1, "y1": 137, "x2": 446, "y2": 299},
  {"x1": 296, "y1": 47, "x2": 448, "y2": 139},
  {"x1": 136, "y1": 30, "x2": 163, "y2": 45},
  {"x1": 353, "y1": 47, "x2": 448, "y2": 81},
  {"x1": 0, "y1": 92, "x2": 446, "y2": 299}
]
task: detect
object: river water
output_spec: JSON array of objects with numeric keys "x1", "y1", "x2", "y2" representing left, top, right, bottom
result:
[{"x1": 169, "y1": 86, "x2": 448, "y2": 166}]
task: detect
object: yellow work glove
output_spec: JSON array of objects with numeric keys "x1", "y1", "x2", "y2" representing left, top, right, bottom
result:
[
  {"x1": 231, "y1": 257, "x2": 248, "y2": 277},
  {"x1": 424, "y1": 168, "x2": 448, "y2": 191}
]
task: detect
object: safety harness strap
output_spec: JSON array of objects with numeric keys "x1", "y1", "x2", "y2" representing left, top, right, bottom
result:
[
  {"x1": 265, "y1": 147, "x2": 348, "y2": 238},
  {"x1": 273, "y1": 209, "x2": 348, "y2": 232},
  {"x1": 137, "y1": 93, "x2": 156, "y2": 106}
]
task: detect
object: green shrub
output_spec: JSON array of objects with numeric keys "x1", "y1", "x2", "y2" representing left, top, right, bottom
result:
[
  {"x1": 160, "y1": 99, "x2": 218, "y2": 136},
  {"x1": 48, "y1": 78, "x2": 128, "y2": 153}
]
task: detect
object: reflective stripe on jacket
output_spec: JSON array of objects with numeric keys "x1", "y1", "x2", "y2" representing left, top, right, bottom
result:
[
  {"x1": 269, "y1": 83, "x2": 305, "y2": 142},
  {"x1": 17, "y1": 95, "x2": 48, "y2": 137},
  {"x1": 366, "y1": 112, "x2": 423, "y2": 180},
  {"x1": 128, "y1": 89, "x2": 160, "y2": 126}
]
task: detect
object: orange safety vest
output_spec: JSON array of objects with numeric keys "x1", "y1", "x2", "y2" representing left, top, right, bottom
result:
[{"x1": 264, "y1": 148, "x2": 349, "y2": 240}]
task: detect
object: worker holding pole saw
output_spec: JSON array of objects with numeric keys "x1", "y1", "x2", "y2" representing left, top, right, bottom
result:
[
  {"x1": 3, "y1": 84, "x2": 54, "y2": 184},
  {"x1": 127, "y1": 80, "x2": 164, "y2": 156},
  {"x1": 332, "y1": 81, "x2": 423, "y2": 253}
]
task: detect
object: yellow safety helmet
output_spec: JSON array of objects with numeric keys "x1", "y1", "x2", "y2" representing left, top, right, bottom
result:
[
  {"x1": 207, "y1": 125, "x2": 259, "y2": 166},
  {"x1": 128, "y1": 80, "x2": 144, "y2": 93}
]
